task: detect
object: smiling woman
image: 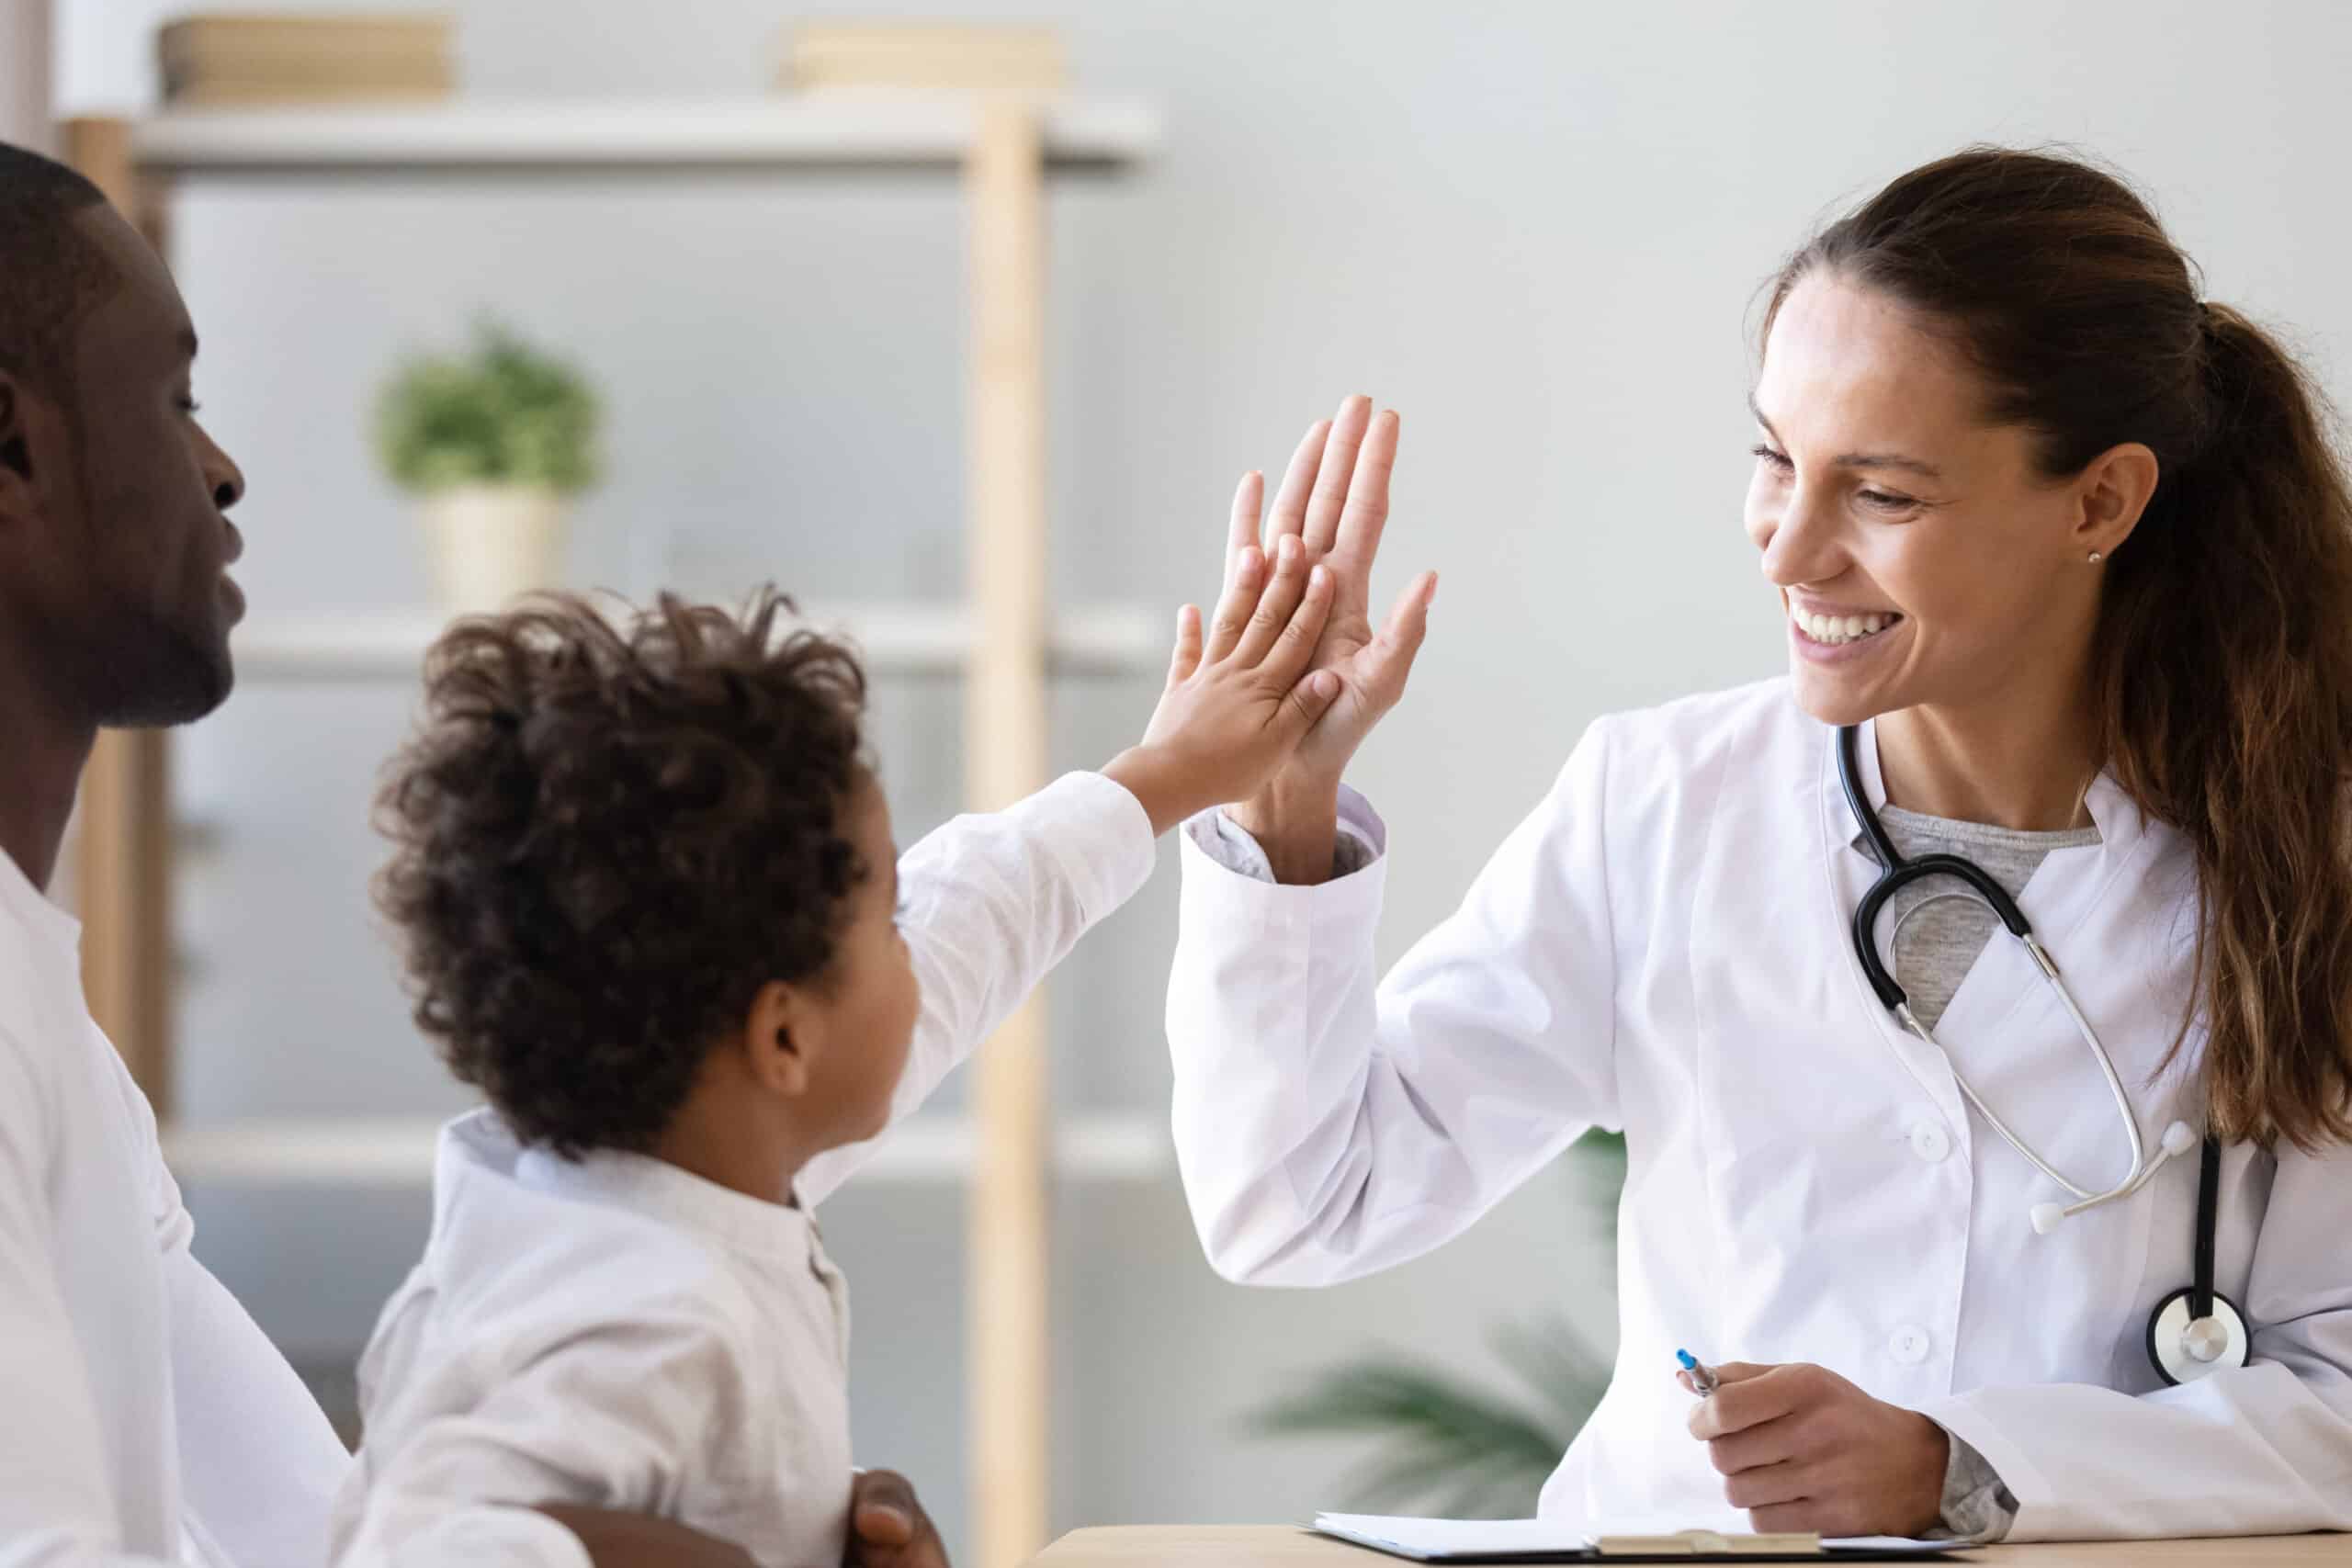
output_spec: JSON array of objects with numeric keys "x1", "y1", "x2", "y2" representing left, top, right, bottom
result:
[{"x1": 1165, "y1": 147, "x2": 2352, "y2": 1548}]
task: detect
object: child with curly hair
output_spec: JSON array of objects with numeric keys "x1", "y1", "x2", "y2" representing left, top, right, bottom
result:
[{"x1": 328, "y1": 512, "x2": 1411, "y2": 1566}]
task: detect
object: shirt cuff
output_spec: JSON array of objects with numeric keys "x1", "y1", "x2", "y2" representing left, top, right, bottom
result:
[
  {"x1": 1923, "y1": 1427, "x2": 2018, "y2": 1544},
  {"x1": 1189, "y1": 785, "x2": 1383, "y2": 884}
]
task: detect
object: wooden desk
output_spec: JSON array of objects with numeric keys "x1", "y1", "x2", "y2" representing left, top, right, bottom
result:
[{"x1": 1030, "y1": 1525, "x2": 2349, "y2": 1566}]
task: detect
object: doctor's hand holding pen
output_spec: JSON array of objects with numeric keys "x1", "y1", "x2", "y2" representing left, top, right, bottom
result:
[
  {"x1": 1217, "y1": 394, "x2": 1442, "y2": 886},
  {"x1": 1675, "y1": 1357, "x2": 1951, "y2": 1539}
]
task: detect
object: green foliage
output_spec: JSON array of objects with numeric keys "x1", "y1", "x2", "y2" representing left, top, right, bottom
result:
[
  {"x1": 376, "y1": 321, "x2": 601, "y2": 497},
  {"x1": 1240, "y1": 1128, "x2": 1629, "y2": 1518}
]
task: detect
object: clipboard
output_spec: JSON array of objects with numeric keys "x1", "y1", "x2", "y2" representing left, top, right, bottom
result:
[{"x1": 1310, "y1": 1514, "x2": 1974, "y2": 1562}]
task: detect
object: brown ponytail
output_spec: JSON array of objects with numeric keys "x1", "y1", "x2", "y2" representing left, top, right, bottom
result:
[{"x1": 1767, "y1": 149, "x2": 2352, "y2": 1150}]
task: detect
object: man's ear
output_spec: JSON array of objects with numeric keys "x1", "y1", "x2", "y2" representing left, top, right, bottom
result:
[
  {"x1": 0, "y1": 375, "x2": 34, "y2": 489},
  {"x1": 743, "y1": 979, "x2": 820, "y2": 1100}
]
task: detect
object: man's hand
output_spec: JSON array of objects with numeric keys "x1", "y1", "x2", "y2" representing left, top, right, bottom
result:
[
  {"x1": 844, "y1": 1469, "x2": 951, "y2": 1568},
  {"x1": 1685, "y1": 1362, "x2": 1950, "y2": 1539},
  {"x1": 1103, "y1": 481, "x2": 1342, "y2": 835}
]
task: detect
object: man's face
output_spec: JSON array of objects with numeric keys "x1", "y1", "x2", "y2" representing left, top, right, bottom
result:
[{"x1": 0, "y1": 204, "x2": 246, "y2": 728}]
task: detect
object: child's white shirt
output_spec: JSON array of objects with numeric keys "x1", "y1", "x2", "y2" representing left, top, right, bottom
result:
[
  {"x1": 332, "y1": 1111, "x2": 852, "y2": 1568},
  {"x1": 330, "y1": 771, "x2": 1157, "y2": 1568}
]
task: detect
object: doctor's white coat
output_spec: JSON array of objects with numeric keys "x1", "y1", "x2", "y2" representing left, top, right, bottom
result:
[{"x1": 1166, "y1": 677, "x2": 2352, "y2": 1541}]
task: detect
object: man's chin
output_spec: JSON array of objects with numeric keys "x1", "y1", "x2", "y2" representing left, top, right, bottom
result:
[{"x1": 96, "y1": 622, "x2": 235, "y2": 728}]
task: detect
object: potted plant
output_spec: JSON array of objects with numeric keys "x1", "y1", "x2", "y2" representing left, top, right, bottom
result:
[{"x1": 376, "y1": 321, "x2": 600, "y2": 614}]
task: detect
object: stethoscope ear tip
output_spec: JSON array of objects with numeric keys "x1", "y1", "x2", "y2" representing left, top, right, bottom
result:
[
  {"x1": 2029, "y1": 1201, "x2": 2066, "y2": 1235},
  {"x1": 2161, "y1": 1120, "x2": 2199, "y2": 1157}
]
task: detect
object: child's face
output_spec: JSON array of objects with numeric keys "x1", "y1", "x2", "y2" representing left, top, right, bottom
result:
[{"x1": 812, "y1": 779, "x2": 920, "y2": 1145}]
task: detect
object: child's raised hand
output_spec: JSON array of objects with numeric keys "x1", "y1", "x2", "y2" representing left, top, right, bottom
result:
[{"x1": 1102, "y1": 471, "x2": 1344, "y2": 835}]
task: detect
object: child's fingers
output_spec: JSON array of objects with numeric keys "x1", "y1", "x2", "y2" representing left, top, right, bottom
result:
[
  {"x1": 1225, "y1": 470, "x2": 1264, "y2": 586},
  {"x1": 1232, "y1": 535, "x2": 1312, "y2": 667},
  {"x1": 1273, "y1": 669, "x2": 1344, "y2": 745},
  {"x1": 1257, "y1": 561, "x2": 1334, "y2": 687},
  {"x1": 1165, "y1": 604, "x2": 1203, "y2": 689},
  {"x1": 1204, "y1": 546, "x2": 1262, "y2": 662}
]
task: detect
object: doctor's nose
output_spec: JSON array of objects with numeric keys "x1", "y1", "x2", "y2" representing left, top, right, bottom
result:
[{"x1": 1755, "y1": 492, "x2": 1845, "y2": 591}]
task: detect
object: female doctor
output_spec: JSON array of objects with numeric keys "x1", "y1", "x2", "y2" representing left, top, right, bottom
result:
[{"x1": 1166, "y1": 147, "x2": 2352, "y2": 1543}]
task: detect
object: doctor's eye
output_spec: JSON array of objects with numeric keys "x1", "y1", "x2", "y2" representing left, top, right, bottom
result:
[
  {"x1": 1857, "y1": 487, "x2": 1921, "y2": 514},
  {"x1": 1749, "y1": 444, "x2": 1793, "y2": 472}
]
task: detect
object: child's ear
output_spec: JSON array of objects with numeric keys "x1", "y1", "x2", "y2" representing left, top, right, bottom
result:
[{"x1": 743, "y1": 979, "x2": 820, "y2": 1099}]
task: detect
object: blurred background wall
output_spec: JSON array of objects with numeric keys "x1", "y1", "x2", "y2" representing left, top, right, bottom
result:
[{"x1": 47, "y1": 0, "x2": 2352, "y2": 1556}]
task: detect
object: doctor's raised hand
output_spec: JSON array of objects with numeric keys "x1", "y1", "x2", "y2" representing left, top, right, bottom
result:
[{"x1": 1220, "y1": 395, "x2": 1440, "y2": 884}]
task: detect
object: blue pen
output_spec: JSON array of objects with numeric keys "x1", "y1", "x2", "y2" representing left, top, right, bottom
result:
[{"x1": 1675, "y1": 1348, "x2": 1718, "y2": 1397}]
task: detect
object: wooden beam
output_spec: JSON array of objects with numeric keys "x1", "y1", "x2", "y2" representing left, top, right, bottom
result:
[
  {"x1": 965, "y1": 97, "x2": 1050, "y2": 1568},
  {"x1": 62, "y1": 118, "x2": 177, "y2": 1111}
]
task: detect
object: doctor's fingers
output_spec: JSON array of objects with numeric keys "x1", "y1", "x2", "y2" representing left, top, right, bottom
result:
[
  {"x1": 1222, "y1": 470, "x2": 1266, "y2": 591},
  {"x1": 1685, "y1": 1363, "x2": 1810, "y2": 1439},
  {"x1": 1356, "y1": 570, "x2": 1439, "y2": 704},
  {"x1": 1263, "y1": 418, "x2": 1333, "y2": 549},
  {"x1": 1702, "y1": 1411, "x2": 1817, "y2": 1476},
  {"x1": 1720, "y1": 1458, "x2": 1824, "y2": 1514},
  {"x1": 1301, "y1": 395, "x2": 1375, "y2": 556},
  {"x1": 1165, "y1": 605, "x2": 1204, "y2": 688},
  {"x1": 1323, "y1": 409, "x2": 1400, "y2": 601}
]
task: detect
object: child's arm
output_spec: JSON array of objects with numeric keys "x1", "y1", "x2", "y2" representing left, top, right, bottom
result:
[
  {"x1": 800, "y1": 474, "x2": 1342, "y2": 1203},
  {"x1": 333, "y1": 1309, "x2": 753, "y2": 1568}
]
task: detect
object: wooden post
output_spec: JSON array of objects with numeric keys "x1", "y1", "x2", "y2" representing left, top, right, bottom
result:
[
  {"x1": 966, "y1": 98, "x2": 1050, "y2": 1568},
  {"x1": 63, "y1": 117, "x2": 177, "y2": 1111}
]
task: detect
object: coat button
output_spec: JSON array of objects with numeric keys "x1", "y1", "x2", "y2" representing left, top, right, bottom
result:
[
  {"x1": 1908, "y1": 1122, "x2": 1951, "y2": 1163},
  {"x1": 1890, "y1": 1325, "x2": 1932, "y2": 1364}
]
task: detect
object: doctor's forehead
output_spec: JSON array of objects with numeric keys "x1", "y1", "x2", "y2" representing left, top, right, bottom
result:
[{"x1": 1753, "y1": 273, "x2": 1991, "y2": 452}]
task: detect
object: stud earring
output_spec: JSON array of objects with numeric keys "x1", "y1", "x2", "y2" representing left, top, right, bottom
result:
[{"x1": 2086, "y1": 549, "x2": 2105, "y2": 565}]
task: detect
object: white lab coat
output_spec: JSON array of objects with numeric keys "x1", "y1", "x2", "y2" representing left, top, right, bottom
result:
[{"x1": 1166, "y1": 677, "x2": 2352, "y2": 1542}]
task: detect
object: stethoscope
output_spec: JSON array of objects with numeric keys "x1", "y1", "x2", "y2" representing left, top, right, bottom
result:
[{"x1": 1837, "y1": 725, "x2": 2249, "y2": 1385}]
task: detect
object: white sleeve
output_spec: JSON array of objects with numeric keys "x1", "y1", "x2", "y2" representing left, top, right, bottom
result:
[
  {"x1": 166, "y1": 1253, "x2": 351, "y2": 1568},
  {"x1": 799, "y1": 771, "x2": 1157, "y2": 1205},
  {"x1": 0, "y1": 1029, "x2": 175, "y2": 1568},
  {"x1": 334, "y1": 1313, "x2": 739, "y2": 1568},
  {"x1": 1923, "y1": 1135, "x2": 2352, "y2": 1541},
  {"x1": 1165, "y1": 722, "x2": 1623, "y2": 1286}
]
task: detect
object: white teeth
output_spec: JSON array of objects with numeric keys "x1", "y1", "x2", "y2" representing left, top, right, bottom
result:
[{"x1": 1791, "y1": 605, "x2": 1898, "y2": 645}]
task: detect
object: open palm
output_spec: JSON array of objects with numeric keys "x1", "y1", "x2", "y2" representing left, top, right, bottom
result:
[{"x1": 1224, "y1": 394, "x2": 1436, "y2": 784}]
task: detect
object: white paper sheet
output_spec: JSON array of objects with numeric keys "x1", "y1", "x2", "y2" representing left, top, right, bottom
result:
[{"x1": 1311, "y1": 1513, "x2": 1969, "y2": 1560}]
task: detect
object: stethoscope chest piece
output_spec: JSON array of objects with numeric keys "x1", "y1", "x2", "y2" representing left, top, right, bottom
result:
[{"x1": 2145, "y1": 1285, "x2": 2251, "y2": 1385}]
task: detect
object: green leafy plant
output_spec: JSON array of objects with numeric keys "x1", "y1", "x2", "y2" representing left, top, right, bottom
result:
[
  {"x1": 1242, "y1": 1129, "x2": 1627, "y2": 1518},
  {"x1": 377, "y1": 321, "x2": 601, "y2": 496}
]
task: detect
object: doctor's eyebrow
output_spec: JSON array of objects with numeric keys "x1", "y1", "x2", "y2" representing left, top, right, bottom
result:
[{"x1": 1747, "y1": 393, "x2": 1947, "y2": 480}]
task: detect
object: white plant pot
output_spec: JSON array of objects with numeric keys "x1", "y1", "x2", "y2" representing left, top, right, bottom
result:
[{"x1": 418, "y1": 485, "x2": 568, "y2": 615}]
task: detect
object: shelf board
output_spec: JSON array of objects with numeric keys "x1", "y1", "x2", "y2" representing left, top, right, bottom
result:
[
  {"x1": 232, "y1": 601, "x2": 1166, "y2": 682},
  {"x1": 131, "y1": 97, "x2": 1159, "y2": 176},
  {"x1": 163, "y1": 1110, "x2": 1169, "y2": 1189}
]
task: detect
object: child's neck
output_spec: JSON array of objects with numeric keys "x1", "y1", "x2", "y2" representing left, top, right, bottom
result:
[{"x1": 649, "y1": 1085, "x2": 819, "y2": 1209}]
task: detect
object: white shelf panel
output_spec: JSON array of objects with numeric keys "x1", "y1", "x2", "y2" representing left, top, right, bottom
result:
[
  {"x1": 232, "y1": 601, "x2": 1165, "y2": 682},
  {"x1": 132, "y1": 97, "x2": 1159, "y2": 175},
  {"x1": 163, "y1": 1110, "x2": 1169, "y2": 1189}
]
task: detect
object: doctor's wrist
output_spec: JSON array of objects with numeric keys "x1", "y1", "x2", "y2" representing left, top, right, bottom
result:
[{"x1": 1228, "y1": 777, "x2": 1343, "y2": 885}]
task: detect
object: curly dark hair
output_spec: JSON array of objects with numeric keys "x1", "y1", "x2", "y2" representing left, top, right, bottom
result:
[{"x1": 375, "y1": 588, "x2": 873, "y2": 1158}]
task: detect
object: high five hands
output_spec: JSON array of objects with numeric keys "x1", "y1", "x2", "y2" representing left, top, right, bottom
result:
[{"x1": 1106, "y1": 395, "x2": 1437, "y2": 851}]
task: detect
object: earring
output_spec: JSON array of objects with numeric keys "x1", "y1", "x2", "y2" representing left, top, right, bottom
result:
[{"x1": 2086, "y1": 549, "x2": 2105, "y2": 565}]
